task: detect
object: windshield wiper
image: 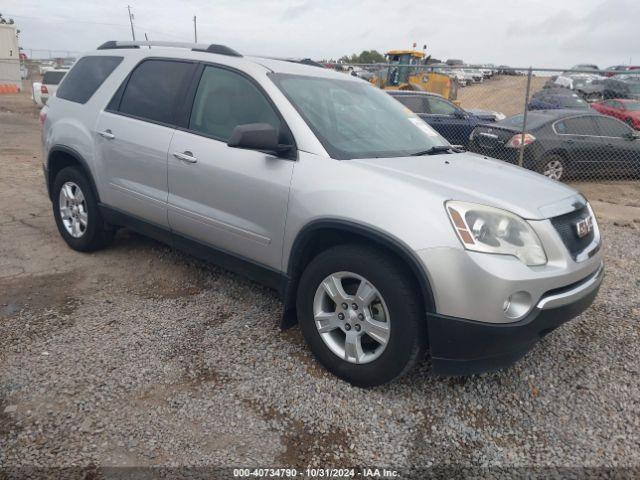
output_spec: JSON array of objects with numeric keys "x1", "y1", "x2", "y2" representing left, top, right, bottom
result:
[{"x1": 410, "y1": 145, "x2": 462, "y2": 156}]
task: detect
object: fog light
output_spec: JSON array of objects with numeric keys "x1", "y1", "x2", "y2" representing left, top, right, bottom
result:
[{"x1": 503, "y1": 291, "x2": 532, "y2": 319}]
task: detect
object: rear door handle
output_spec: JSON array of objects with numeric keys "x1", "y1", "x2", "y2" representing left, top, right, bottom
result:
[
  {"x1": 99, "y1": 129, "x2": 115, "y2": 140},
  {"x1": 173, "y1": 151, "x2": 198, "y2": 164}
]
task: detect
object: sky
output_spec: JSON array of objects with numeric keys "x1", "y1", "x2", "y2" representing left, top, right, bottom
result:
[{"x1": 4, "y1": 0, "x2": 639, "y2": 68}]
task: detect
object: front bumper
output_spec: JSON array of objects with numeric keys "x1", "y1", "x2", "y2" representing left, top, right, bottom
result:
[{"x1": 427, "y1": 263, "x2": 604, "y2": 375}]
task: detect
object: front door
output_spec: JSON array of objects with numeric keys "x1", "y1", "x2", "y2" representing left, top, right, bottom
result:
[{"x1": 167, "y1": 65, "x2": 295, "y2": 270}]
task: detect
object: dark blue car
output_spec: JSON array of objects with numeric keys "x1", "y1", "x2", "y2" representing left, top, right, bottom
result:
[
  {"x1": 528, "y1": 93, "x2": 590, "y2": 111},
  {"x1": 388, "y1": 91, "x2": 504, "y2": 147}
]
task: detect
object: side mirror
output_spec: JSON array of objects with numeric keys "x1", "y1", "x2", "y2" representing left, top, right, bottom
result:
[{"x1": 227, "y1": 123, "x2": 293, "y2": 156}]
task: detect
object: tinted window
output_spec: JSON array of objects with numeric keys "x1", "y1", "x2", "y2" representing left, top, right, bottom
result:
[
  {"x1": 561, "y1": 117, "x2": 599, "y2": 136},
  {"x1": 427, "y1": 97, "x2": 458, "y2": 115},
  {"x1": 42, "y1": 71, "x2": 67, "y2": 85},
  {"x1": 57, "y1": 56, "x2": 122, "y2": 104},
  {"x1": 595, "y1": 117, "x2": 632, "y2": 137},
  {"x1": 119, "y1": 60, "x2": 195, "y2": 124},
  {"x1": 189, "y1": 66, "x2": 282, "y2": 141},
  {"x1": 394, "y1": 96, "x2": 427, "y2": 113}
]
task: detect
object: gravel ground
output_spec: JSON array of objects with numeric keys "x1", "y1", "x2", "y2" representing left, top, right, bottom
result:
[{"x1": 1, "y1": 89, "x2": 640, "y2": 476}]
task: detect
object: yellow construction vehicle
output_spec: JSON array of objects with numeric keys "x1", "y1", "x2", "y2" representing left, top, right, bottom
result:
[{"x1": 371, "y1": 48, "x2": 457, "y2": 101}]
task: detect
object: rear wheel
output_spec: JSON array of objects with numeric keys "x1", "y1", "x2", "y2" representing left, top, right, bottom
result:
[
  {"x1": 52, "y1": 166, "x2": 114, "y2": 251},
  {"x1": 296, "y1": 244, "x2": 427, "y2": 387},
  {"x1": 539, "y1": 154, "x2": 566, "y2": 181}
]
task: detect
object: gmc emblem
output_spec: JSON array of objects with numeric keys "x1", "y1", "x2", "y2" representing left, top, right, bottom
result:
[{"x1": 576, "y1": 216, "x2": 594, "y2": 238}]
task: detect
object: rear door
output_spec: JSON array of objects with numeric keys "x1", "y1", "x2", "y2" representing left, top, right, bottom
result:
[
  {"x1": 166, "y1": 64, "x2": 295, "y2": 270},
  {"x1": 94, "y1": 59, "x2": 197, "y2": 227}
]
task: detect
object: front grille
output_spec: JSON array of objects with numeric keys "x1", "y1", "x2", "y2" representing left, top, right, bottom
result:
[{"x1": 550, "y1": 206, "x2": 595, "y2": 260}]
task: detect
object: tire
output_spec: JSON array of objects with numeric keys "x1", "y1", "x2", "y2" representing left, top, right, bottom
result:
[
  {"x1": 538, "y1": 154, "x2": 566, "y2": 181},
  {"x1": 52, "y1": 166, "x2": 114, "y2": 252},
  {"x1": 296, "y1": 244, "x2": 427, "y2": 387}
]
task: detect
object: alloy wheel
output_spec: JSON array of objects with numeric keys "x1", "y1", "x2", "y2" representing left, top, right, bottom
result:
[
  {"x1": 58, "y1": 181, "x2": 88, "y2": 238},
  {"x1": 312, "y1": 271, "x2": 390, "y2": 364},
  {"x1": 542, "y1": 159, "x2": 564, "y2": 181}
]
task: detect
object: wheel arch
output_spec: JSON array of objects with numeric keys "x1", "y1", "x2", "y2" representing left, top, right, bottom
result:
[
  {"x1": 47, "y1": 145, "x2": 100, "y2": 203},
  {"x1": 280, "y1": 219, "x2": 436, "y2": 329}
]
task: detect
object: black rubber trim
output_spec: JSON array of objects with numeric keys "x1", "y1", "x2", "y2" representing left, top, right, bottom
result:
[
  {"x1": 427, "y1": 283, "x2": 601, "y2": 376},
  {"x1": 192, "y1": 44, "x2": 242, "y2": 57},
  {"x1": 97, "y1": 41, "x2": 140, "y2": 50},
  {"x1": 46, "y1": 145, "x2": 101, "y2": 203},
  {"x1": 281, "y1": 219, "x2": 436, "y2": 328},
  {"x1": 99, "y1": 204, "x2": 287, "y2": 295}
]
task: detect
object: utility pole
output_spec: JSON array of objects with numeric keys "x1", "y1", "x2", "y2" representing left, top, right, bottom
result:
[
  {"x1": 193, "y1": 16, "x2": 198, "y2": 43},
  {"x1": 127, "y1": 5, "x2": 136, "y2": 41}
]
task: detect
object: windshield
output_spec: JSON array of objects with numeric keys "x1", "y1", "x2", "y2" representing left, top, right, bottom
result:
[
  {"x1": 624, "y1": 101, "x2": 640, "y2": 111},
  {"x1": 270, "y1": 74, "x2": 448, "y2": 159}
]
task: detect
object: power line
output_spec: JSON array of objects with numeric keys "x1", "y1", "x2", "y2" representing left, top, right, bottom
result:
[{"x1": 127, "y1": 5, "x2": 136, "y2": 41}]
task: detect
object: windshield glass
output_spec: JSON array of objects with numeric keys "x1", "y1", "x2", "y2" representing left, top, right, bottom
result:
[
  {"x1": 270, "y1": 73, "x2": 448, "y2": 159},
  {"x1": 624, "y1": 101, "x2": 640, "y2": 111}
]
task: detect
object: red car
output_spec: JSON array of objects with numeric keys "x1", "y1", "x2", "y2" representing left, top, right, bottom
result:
[{"x1": 591, "y1": 99, "x2": 640, "y2": 130}]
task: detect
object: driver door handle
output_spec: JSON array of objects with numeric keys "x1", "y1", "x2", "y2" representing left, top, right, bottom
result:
[{"x1": 173, "y1": 151, "x2": 198, "y2": 164}]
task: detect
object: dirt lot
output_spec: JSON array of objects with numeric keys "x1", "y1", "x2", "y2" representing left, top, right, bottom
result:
[{"x1": 1, "y1": 85, "x2": 640, "y2": 475}]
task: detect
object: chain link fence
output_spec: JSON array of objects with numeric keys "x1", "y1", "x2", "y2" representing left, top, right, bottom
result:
[{"x1": 326, "y1": 62, "x2": 640, "y2": 183}]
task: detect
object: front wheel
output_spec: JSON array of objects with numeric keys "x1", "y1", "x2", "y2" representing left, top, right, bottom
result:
[{"x1": 296, "y1": 244, "x2": 427, "y2": 387}]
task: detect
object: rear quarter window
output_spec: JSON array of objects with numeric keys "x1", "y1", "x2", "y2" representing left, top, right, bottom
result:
[{"x1": 57, "y1": 56, "x2": 123, "y2": 104}]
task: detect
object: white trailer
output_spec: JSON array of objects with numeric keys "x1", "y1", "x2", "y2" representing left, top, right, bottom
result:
[{"x1": 0, "y1": 23, "x2": 21, "y2": 91}]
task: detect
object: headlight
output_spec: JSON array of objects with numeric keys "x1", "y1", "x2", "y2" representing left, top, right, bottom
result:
[
  {"x1": 445, "y1": 201, "x2": 547, "y2": 266},
  {"x1": 493, "y1": 112, "x2": 506, "y2": 121}
]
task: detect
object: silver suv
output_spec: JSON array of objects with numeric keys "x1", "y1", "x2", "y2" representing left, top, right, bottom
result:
[{"x1": 42, "y1": 41, "x2": 603, "y2": 386}]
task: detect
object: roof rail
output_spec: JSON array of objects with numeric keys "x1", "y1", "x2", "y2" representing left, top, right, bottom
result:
[{"x1": 97, "y1": 41, "x2": 242, "y2": 57}]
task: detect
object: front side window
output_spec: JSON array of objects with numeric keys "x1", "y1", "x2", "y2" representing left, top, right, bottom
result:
[
  {"x1": 57, "y1": 56, "x2": 122, "y2": 104},
  {"x1": 427, "y1": 97, "x2": 458, "y2": 115},
  {"x1": 118, "y1": 60, "x2": 195, "y2": 124},
  {"x1": 189, "y1": 66, "x2": 282, "y2": 141},
  {"x1": 271, "y1": 74, "x2": 448, "y2": 159}
]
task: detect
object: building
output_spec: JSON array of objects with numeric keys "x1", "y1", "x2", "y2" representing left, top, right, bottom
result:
[{"x1": 0, "y1": 23, "x2": 22, "y2": 91}]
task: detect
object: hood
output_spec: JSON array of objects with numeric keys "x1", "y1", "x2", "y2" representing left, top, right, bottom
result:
[{"x1": 351, "y1": 152, "x2": 584, "y2": 220}]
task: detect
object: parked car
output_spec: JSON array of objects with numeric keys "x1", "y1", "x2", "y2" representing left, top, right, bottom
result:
[
  {"x1": 533, "y1": 87, "x2": 580, "y2": 98},
  {"x1": 469, "y1": 110, "x2": 640, "y2": 180},
  {"x1": 591, "y1": 99, "x2": 640, "y2": 129},
  {"x1": 388, "y1": 91, "x2": 504, "y2": 146},
  {"x1": 569, "y1": 64, "x2": 599, "y2": 72},
  {"x1": 42, "y1": 41, "x2": 603, "y2": 386},
  {"x1": 449, "y1": 68, "x2": 472, "y2": 86},
  {"x1": 603, "y1": 77, "x2": 640, "y2": 100},
  {"x1": 604, "y1": 65, "x2": 640, "y2": 77},
  {"x1": 528, "y1": 93, "x2": 590, "y2": 110},
  {"x1": 33, "y1": 68, "x2": 68, "y2": 106}
]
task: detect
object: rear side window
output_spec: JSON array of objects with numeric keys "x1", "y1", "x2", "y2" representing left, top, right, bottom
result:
[
  {"x1": 118, "y1": 60, "x2": 195, "y2": 125},
  {"x1": 189, "y1": 65, "x2": 282, "y2": 141},
  {"x1": 42, "y1": 71, "x2": 67, "y2": 85},
  {"x1": 57, "y1": 56, "x2": 122, "y2": 104},
  {"x1": 394, "y1": 96, "x2": 426, "y2": 114},
  {"x1": 594, "y1": 117, "x2": 632, "y2": 137}
]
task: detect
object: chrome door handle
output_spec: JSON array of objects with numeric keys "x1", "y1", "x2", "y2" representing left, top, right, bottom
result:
[
  {"x1": 99, "y1": 129, "x2": 115, "y2": 140},
  {"x1": 173, "y1": 151, "x2": 197, "y2": 164}
]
